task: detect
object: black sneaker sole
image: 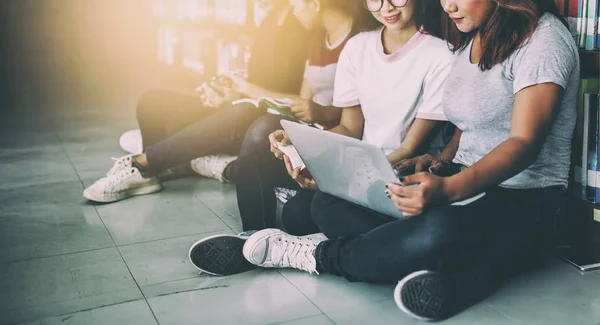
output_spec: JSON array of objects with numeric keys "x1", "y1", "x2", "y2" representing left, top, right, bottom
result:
[
  {"x1": 188, "y1": 234, "x2": 257, "y2": 276},
  {"x1": 394, "y1": 270, "x2": 449, "y2": 322}
]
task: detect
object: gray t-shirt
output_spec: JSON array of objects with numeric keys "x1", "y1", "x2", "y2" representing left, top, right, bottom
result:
[{"x1": 443, "y1": 13, "x2": 580, "y2": 189}]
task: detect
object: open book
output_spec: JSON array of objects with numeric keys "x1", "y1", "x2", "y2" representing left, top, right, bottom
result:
[
  {"x1": 232, "y1": 97, "x2": 296, "y2": 119},
  {"x1": 232, "y1": 97, "x2": 325, "y2": 130}
]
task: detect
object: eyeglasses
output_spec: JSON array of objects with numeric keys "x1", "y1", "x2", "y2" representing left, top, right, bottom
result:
[{"x1": 363, "y1": 0, "x2": 409, "y2": 12}]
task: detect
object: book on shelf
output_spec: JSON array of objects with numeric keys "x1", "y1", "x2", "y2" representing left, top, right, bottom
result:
[
  {"x1": 596, "y1": 93, "x2": 600, "y2": 203},
  {"x1": 571, "y1": 78, "x2": 599, "y2": 199},
  {"x1": 579, "y1": 0, "x2": 589, "y2": 48},
  {"x1": 584, "y1": 0, "x2": 599, "y2": 49},
  {"x1": 585, "y1": 93, "x2": 599, "y2": 201}
]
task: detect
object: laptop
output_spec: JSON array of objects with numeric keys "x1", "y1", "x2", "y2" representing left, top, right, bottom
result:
[
  {"x1": 280, "y1": 120, "x2": 486, "y2": 219},
  {"x1": 281, "y1": 120, "x2": 408, "y2": 218}
]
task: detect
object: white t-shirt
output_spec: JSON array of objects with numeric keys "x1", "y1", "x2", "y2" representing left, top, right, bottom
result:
[
  {"x1": 333, "y1": 29, "x2": 454, "y2": 155},
  {"x1": 304, "y1": 28, "x2": 352, "y2": 106}
]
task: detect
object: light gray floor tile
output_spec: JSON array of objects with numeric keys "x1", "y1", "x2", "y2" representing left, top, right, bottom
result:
[
  {"x1": 93, "y1": 184, "x2": 231, "y2": 245},
  {"x1": 325, "y1": 298, "x2": 515, "y2": 325},
  {"x1": 0, "y1": 181, "x2": 114, "y2": 263},
  {"x1": 278, "y1": 270, "x2": 393, "y2": 312},
  {"x1": 21, "y1": 300, "x2": 157, "y2": 325},
  {"x1": 0, "y1": 147, "x2": 79, "y2": 190},
  {"x1": 120, "y1": 231, "x2": 234, "y2": 287},
  {"x1": 485, "y1": 259, "x2": 600, "y2": 325},
  {"x1": 0, "y1": 248, "x2": 141, "y2": 324},
  {"x1": 272, "y1": 315, "x2": 334, "y2": 325},
  {"x1": 324, "y1": 298, "x2": 421, "y2": 325},
  {"x1": 147, "y1": 270, "x2": 321, "y2": 325}
]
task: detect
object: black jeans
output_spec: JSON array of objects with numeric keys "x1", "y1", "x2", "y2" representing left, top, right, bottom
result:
[
  {"x1": 312, "y1": 185, "x2": 567, "y2": 284},
  {"x1": 138, "y1": 91, "x2": 266, "y2": 174},
  {"x1": 234, "y1": 115, "x2": 319, "y2": 235},
  {"x1": 136, "y1": 90, "x2": 216, "y2": 149}
]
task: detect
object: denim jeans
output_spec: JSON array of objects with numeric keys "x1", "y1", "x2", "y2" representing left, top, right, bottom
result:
[
  {"x1": 136, "y1": 90, "x2": 216, "y2": 149},
  {"x1": 141, "y1": 97, "x2": 266, "y2": 173},
  {"x1": 312, "y1": 185, "x2": 567, "y2": 284},
  {"x1": 234, "y1": 115, "x2": 319, "y2": 235}
]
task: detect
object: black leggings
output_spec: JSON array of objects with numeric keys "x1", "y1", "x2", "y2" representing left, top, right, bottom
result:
[
  {"x1": 234, "y1": 115, "x2": 319, "y2": 235},
  {"x1": 136, "y1": 90, "x2": 266, "y2": 174}
]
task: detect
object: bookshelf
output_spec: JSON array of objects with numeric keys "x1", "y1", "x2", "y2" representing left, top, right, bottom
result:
[
  {"x1": 560, "y1": 3, "x2": 600, "y2": 270},
  {"x1": 154, "y1": 0, "x2": 264, "y2": 81}
]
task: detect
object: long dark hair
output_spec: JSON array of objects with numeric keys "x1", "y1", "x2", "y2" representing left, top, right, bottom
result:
[{"x1": 442, "y1": 0, "x2": 567, "y2": 71}]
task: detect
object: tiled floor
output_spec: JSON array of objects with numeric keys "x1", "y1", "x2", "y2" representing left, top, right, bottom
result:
[{"x1": 1, "y1": 60, "x2": 600, "y2": 325}]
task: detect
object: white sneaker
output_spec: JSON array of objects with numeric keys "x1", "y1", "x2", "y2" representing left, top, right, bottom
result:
[
  {"x1": 83, "y1": 156, "x2": 162, "y2": 203},
  {"x1": 190, "y1": 155, "x2": 237, "y2": 183},
  {"x1": 242, "y1": 229, "x2": 327, "y2": 274},
  {"x1": 119, "y1": 129, "x2": 143, "y2": 155}
]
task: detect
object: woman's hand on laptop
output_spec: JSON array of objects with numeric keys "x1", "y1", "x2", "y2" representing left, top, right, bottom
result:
[
  {"x1": 394, "y1": 154, "x2": 449, "y2": 176},
  {"x1": 284, "y1": 156, "x2": 317, "y2": 190},
  {"x1": 386, "y1": 173, "x2": 451, "y2": 217},
  {"x1": 269, "y1": 130, "x2": 292, "y2": 160}
]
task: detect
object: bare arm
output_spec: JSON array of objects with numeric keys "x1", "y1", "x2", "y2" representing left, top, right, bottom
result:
[
  {"x1": 387, "y1": 119, "x2": 445, "y2": 165},
  {"x1": 326, "y1": 105, "x2": 364, "y2": 139},
  {"x1": 439, "y1": 127, "x2": 461, "y2": 162},
  {"x1": 444, "y1": 83, "x2": 563, "y2": 202},
  {"x1": 393, "y1": 126, "x2": 461, "y2": 175},
  {"x1": 389, "y1": 83, "x2": 564, "y2": 216}
]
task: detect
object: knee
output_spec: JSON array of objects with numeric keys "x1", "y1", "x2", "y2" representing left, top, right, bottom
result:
[
  {"x1": 136, "y1": 90, "x2": 166, "y2": 120},
  {"x1": 310, "y1": 190, "x2": 341, "y2": 229},
  {"x1": 248, "y1": 115, "x2": 283, "y2": 144},
  {"x1": 240, "y1": 115, "x2": 283, "y2": 156}
]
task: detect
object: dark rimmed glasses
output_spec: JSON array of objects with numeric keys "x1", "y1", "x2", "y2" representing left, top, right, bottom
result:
[{"x1": 363, "y1": 0, "x2": 409, "y2": 12}]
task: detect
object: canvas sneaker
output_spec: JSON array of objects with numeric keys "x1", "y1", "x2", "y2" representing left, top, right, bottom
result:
[
  {"x1": 188, "y1": 233, "x2": 257, "y2": 276},
  {"x1": 274, "y1": 187, "x2": 298, "y2": 204},
  {"x1": 242, "y1": 229, "x2": 327, "y2": 274},
  {"x1": 119, "y1": 129, "x2": 143, "y2": 155},
  {"x1": 83, "y1": 155, "x2": 162, "y2": 203},
  {"x1": 191, "y1": 155, "x2": 237, "y2": 183},
  {"x1": 394, "y1": 266, "x2": 493, "y2": 322}
]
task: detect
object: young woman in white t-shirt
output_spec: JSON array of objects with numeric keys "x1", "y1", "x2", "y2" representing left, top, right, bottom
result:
[{"x1": 186, "y1": 0, "x2": 455, "y2": 275}]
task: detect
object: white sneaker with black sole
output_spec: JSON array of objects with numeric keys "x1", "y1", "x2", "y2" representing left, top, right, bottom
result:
[
  {"x1": 190, "y1": 155, "x2": 237, "y2": 183},
  {"x1": 83, "y1": 155, "x2": 162, "y2": 203},
  {"x1": 119, "y1": 129, "x2": 143, "y2": 155},
  {"x1": 394, "y1": 270, "x2": 449, "y2": 322},
  {"x1": 242, "y1": 229, "x2": 327, "y2": 274},
  {"x1": 188, "y1": 233, "x2": 257, "y2": 276}
]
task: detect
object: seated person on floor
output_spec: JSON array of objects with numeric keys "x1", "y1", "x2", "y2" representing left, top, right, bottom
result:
[
  {"x1": 83, "y1": 0, "x2": 339, "y2": 203},
  {"x1": 188, "y1": 0, "x2": 580, "y2": 322},
  {"x1": 188, "y1": 0, "x2": 455, "y2": 275}
]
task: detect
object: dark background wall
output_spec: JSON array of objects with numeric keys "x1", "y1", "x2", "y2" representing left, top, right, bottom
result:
[{"x1": 1, "y1": 0, "x2": 162, "y2": 114}]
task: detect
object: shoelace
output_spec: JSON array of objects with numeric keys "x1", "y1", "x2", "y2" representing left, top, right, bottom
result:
[
  {"x1": 107, "y1": 156, "x2": 132, "y2": 176},
  {"x1": 97, "y1": 168, "x2": 136, "y2": 188},
  {"x1": 271, "y1": 237, "x2": 318, "y2": 274}
]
